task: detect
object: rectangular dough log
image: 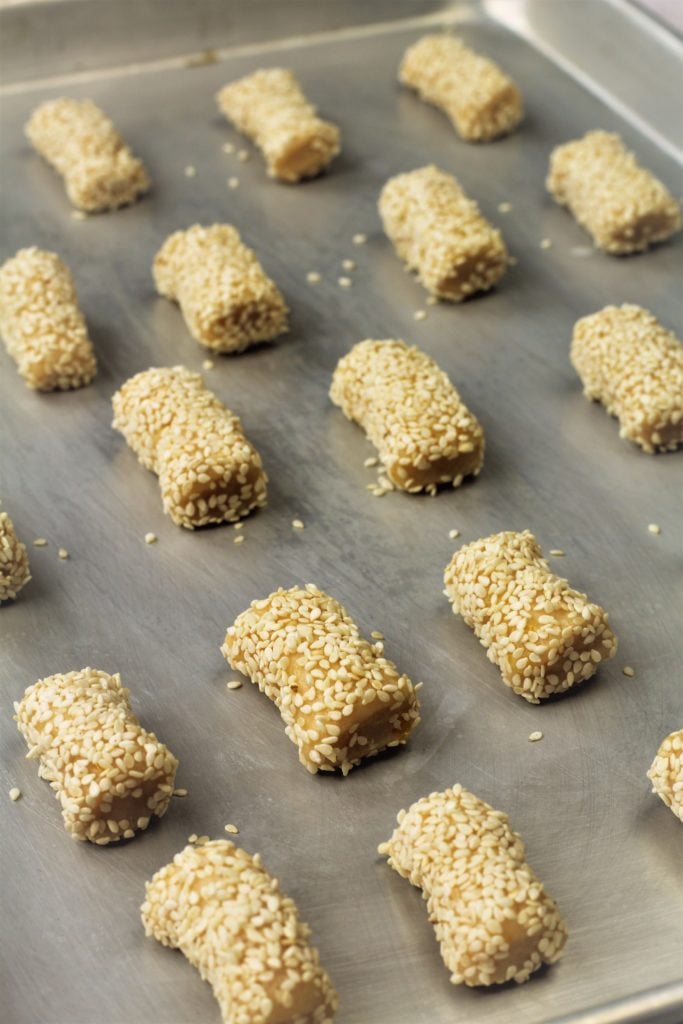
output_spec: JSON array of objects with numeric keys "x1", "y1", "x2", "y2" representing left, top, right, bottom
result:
[
  {"x1": 142, "y1": 839, "x2": 338, "y2": 1024},
  {"x1": 0, "y1": 247, "x2": 97, "y2": 390},
  {"x1": 399, "y1": 35, "x2": 523, "y2": 142},
  {"x1": 547, "y1": 131, "x2": 681, "y2": 254},
  {"x1": 26, "y1": 98, "x2": 149, "y2": 212},
  {"x1": 15, "y1": 668, "x2": 178, "y2": 844},
  {"x1": 153, "y1": 224, "x2": 288, "y2": 353},
  {"x1": 217, "y1": 68, "x2": 340, "y2": 182},
  {"x1": 330, "y1": 339, "x2": 484, "y2": 493},
  {"x1": 571, "y1": 304, "x2": 683, "y2": 453},
  {"x1": 379, "y1": 165, "x2": 508, "y2": 300},
  {"x1": 112, "y1": 366, "x2": 267, "y2": 528},
  {"x1": 444, "y1": 530, "x2": 617, "y2": 702},
  {"x1": 379, "y1": 785, "x2": 568, "y2": 986},
  {"x1": 222, "y1": 584, "x2": 420, "y2": 775}
]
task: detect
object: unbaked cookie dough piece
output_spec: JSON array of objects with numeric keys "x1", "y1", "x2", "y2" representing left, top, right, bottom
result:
[
  {"x1": 648, "y1": 730, "x2": 683, "y2": 822},
  {"x1": 379, "y1": 785, "x2": 568, "y2": 986},
  {"x1": 112, "y1": 366, "x2": 267, "y2": 528},
  {"x1": 444, "y1": 530, "x2": 617, "y2": 702},
  {"x1": 330, "y1": 339, "x2": 484, "y2": 493},
  {"x1": 0, "y1": 247, "x2": 96, "y2": 390},
  {"x1": 571, "y1": 304, "x2": 683, "y2": 454},
  {"x1": 153, "y1": 224, "x2": 288, "y2": 353},
  {"x1": 399, "y1": 35, "x2": 523, "y2": 142},
  {"x1": 547, "y1": 131, "x2": 681, "y2": 254},
  {"x1": 142, "y1": 840, "x2": 338, "y2": 1024},
  {"x1": 0, "y1": 512, "x2": 31, "y2": 601},
  {"x1": 222, "y1": 584, "x2": 420, "y2": 775},
  {"x1": 217, "y1": 68, "x2": 340, "y2": 182},
  {"x1": 15, "y1": 668, "x2": 178, "y2": 844},
  {"x1": 379, "y1": 165, "x2": 507, "y2": 300},
  {"x1": 26, "y1": 98, "x2": 149, "y2": 212}
]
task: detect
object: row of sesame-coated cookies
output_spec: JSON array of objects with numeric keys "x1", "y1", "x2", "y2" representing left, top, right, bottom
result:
[{"x1": 2, "y1": 31, "x2": 683, "y2": 1024}]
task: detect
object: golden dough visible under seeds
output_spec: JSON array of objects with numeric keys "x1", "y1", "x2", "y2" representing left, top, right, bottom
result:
[
  {"x1": 0, "y1": 247, "x2": 97, "y2": 391},
  {"x1": 142, "y1": 840, "x2": 338, "y2": 1024},
  {"x1": 217, "y1": 68, "x2": 340, "y2": 183},
  {"x1": 547, "y1": 130, "x2": 681, "y2": 254},
  {"x1": 379, "y1": 165, "x2": 507, "y2": 300},
  {"x1": 444, "y1": 530, "x2": 617, "y2": 702},
  {"x1": 0, "y1": 512, "x2": 31, "y2": 601},
  {"x1": 15, "y1": 668, "x2": 177, "y2": 844},
  {"x1": 648, "y1": 730, "x2": 683, "y2": 822},
  {"x1": 112, "y1": 366, "x2": 267, "y2": 529},
  {"x1": 330, "y1": 339, "x2": 484, "y2": 493},
  {"x1": 399, "y1": 35, "x2": 523, "y2": 142},
  {"x1": 153, "y1": 224, "x2": 288, "y2": 353},
  {"x1": 25, "y1": 98, "x2": 149, "y2": 212},
  {"x1": 222, "y1": 584, "x2": 420, "y2": 775},
  {"x1": 379, "y1": 785, "x2": 568, "y2": 986},
  {"x1": 571, "y1": 304, "x2": 683, "y2": 453}
]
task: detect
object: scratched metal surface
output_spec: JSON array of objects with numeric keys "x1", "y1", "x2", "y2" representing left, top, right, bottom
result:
[{"x1": 1, "y1": 3, "x2": 682, "y2": 1023}]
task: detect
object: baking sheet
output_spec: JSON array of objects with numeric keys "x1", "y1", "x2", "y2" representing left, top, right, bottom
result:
[{"x1": 1, "y1": 3, "x2": 682, "y2": 1023}]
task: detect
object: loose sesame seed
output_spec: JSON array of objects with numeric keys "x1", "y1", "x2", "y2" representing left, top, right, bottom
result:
[
  {"x1": 224, "y1": 823, "x2": 239, "y2": 834},
  {"x1": 9, "y1": 787, "x2": 21, "y2": 801},
  {"x1": 32, "y1": 538, "x2": 48, "y2": 547},
  {"x1": 237, "y1": 149, "x2": 250, "y2": 162},
  {"x1": 144, "y1": 533, "x2": 157, "y2": 545},
  {"x1": 291, "y1": 519, "x2": 305, "y2": 530},
  {"x1": 342, "y1": 259, "x2": 356, "y2": 271},
  {"x1": 414, "y1": 309, "x2": 427, "y2": 321},
  {"x1": 184, "y1": 165, "x2": 196, "y2": 177},
  {"x1": 648, "y1": 523, "x2": 661, "y2": 535},
  {"x1": 227, "y1": 176, "x2": 240, "y2": 189},
  {"x1": 306, "y1": 271, "x2": 321, "y2": 284},
  {"x1": 449, "y1": 529, "x2": 460, "y2": 539},
  {"x1": 58, "y1": 547, "x2": 69, "y2": 560},
  {"x1": 233, "y1": 522, "x2": 243, "y2": 530},
  {"x1": 363, "y1": 456, "x2": 379, "y2": 468},
  {"x1": 371, "y1": 631, "x2": 384, "y2": 640},
  {"x1": 549, "y1": 549, "x2": 565, "y2": 557},
  {"x1": 540, "y1": 238, "x2": 552, "y2": 249},
  {"x1": 226, "y1": 680, "x2": 243, "y2": 690},
  {"x1": 202, "y1": 359, "x2": 215, "y2": 370},
  {"x1": 338, "y1": 276, "x2": 352, "y2": 288},
  {"x1": 528, "y1": 731, "x2": 543, "y2": 742},
  {"x1": 188, "y1": 833, "x2": 198, "y2": 843},
  {"x1": 352, "y1": 233, "x2": 367, "y2": 245},
  {"x1": 622, "y1": 666, "x2": 635, "y2": 677},
  {"x1": 498, "y1": 202, "x2": 512, "y2": 213},
  {"x1": 234, "y1": 534, "x2": 245, "y2": 545},
  {"x1": 173, "y1": 788, "x2": 188, "y2": 797},
  {"x1": 222, "y1": 142, "x2": 235, "y2": 154}
]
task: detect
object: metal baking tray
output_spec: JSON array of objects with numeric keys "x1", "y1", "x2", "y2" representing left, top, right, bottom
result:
[{"x1": 1, "y1": 2, "x2": 682, "y2": 1022}]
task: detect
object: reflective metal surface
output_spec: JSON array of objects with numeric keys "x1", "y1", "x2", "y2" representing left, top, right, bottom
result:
[{"x1": 1, "y1": 3, "x2": 682, "y2": 1023}]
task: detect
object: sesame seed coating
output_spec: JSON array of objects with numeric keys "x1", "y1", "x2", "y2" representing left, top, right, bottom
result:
[
  {"x1": 153, "y1": 224, "x2": 288, "y2": 354},
  {"x1": 0, "y1": 247, "x2": 97, "y2": 391},
  {"x1": 444, "y1": 530, "x2": 617, "y2": 702},
  {"x1": 379, "y1": 785, "x2": 567, "y2": 986},
  {"x1": 379, "y1": 165, "x2": 507, "y2": 301},
  {"x1": 399, "y1": 35, "x2": 523, "y2": 142},
  {"x1": 112, "y1": 366, "x2": 267, "y2": 529},
  {"x1": 648, "y1": 730, "x2": 683, "y2": 823},
  {"x1": 217, "y1": 68, "x2": 340, "y2": 183},
  {"x1": 25, "y1": 98, "x2": 149, "y2": 212},
  {"x1": 15, "y1": 668, "x2": 178, "y2": 844},
  {"x1": 142, "y1": 840, "x2": 337, "y2": 1024},
  {"x1": 571, "y1": 304, "x2": 683, "y2": 453},
  {"x1": 0, "y1": 512, "x2": 31, "y2": 602},
  {"x1": 330, "y1": 339, "x2": 484, "y2": 493},
  {"x1": 546, "y1": 131, "x2": 681, "y2": 254},
  {"x1": 222, "y1": 584, "x2": 420, "y2": 776}
]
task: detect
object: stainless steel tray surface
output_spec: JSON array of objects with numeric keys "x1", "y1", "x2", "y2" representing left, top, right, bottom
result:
[{"x1": 1, "y1": 3, "x2": 682, "y2": 1023}]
